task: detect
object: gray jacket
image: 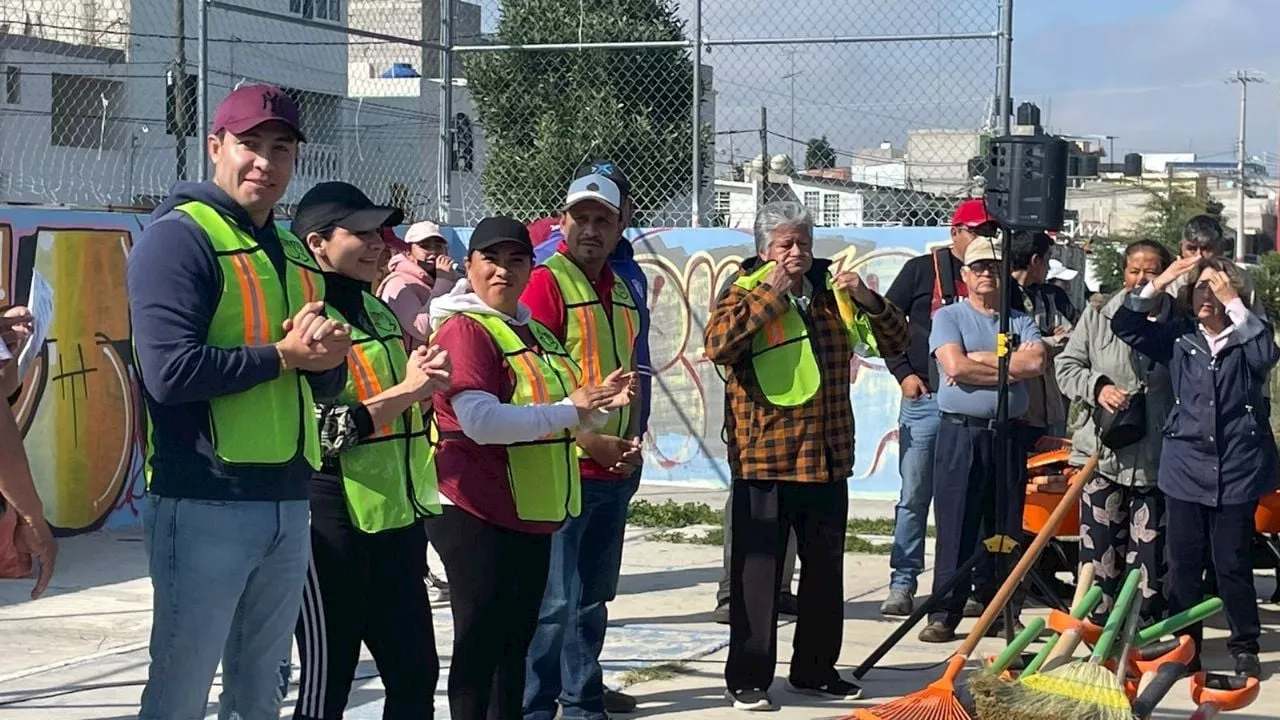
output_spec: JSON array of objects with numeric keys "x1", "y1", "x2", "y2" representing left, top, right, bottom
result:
[{"x1": 1054, "y1": 290, "x2": 1175, "y2": 486}]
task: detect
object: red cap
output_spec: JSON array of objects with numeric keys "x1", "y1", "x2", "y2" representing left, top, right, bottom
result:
[
  {"x1": 212, "y1": 84, "x2": 306, "y2": 142},
  {"x1": 526, "y1": 215, "x2": 559, "y2": 248},
  {"x1": 951, "y1": 198, "x2": 995, "y2": 228}
]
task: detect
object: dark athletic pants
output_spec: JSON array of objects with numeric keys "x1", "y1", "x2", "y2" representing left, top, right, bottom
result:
[
  {"x1": 929, "y1": 416, "x2": 1026, "y2": 627},
  {"x1": 426, "y1": 506, "x2": 552, "y2": 720},
  {"x1": 725, "y1": 476, "x2": 847, "y2": 692},
  {"x1": 294, "y1": 477, "x2": 438, "y2": 719}
]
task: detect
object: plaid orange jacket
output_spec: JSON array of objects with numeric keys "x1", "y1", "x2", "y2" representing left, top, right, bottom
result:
[{"x1": 705, "y1": 259, "x2": 909, "y2": 483}]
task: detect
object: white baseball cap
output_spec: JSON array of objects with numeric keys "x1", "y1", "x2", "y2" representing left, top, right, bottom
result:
[
  {"x1": 1047, "y1": 259, "x2": 1079, "y2": 282},
  {"x1": 564, "y1": 174, "x2": 622, "y2": 214},
  {"x1": 404, "y1": 220, "x2": 446, "y2": 244},
  {"x1": 962, "y1": 237, "x2": 1002, "y2": 265}
]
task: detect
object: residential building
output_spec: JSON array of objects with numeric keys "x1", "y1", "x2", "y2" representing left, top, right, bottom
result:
[{"x1": 1, "y1": 0, "x2": 353, "y2": 208}]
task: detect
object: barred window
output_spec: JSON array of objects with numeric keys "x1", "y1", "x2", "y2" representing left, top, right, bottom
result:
[
  {"x1": 803, "y1": 191, "x2": 820, "y2": 219},
  {"x1": 822, "y1": 194, "x2": 840, "y2": 227},
  {"x1": 5, "y1": 67, "x2": 19, "y2": 105},
  {"x1": 50, "y1": 74, "x2": 124, "y2": 150}
]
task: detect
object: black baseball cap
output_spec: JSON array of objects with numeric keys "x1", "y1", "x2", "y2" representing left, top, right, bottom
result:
[
  {"x1": 291, "y1": 182, "x2": 404, "y2": 239},
  {"x1": 469, "y1": 216, "x2": 534, "y2": 255},
  {"x1": 574, "y1": 160, "x2": 630, "y2": 203}
]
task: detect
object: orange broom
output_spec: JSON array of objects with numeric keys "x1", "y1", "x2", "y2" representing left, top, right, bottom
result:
[{"x1": 848, "y1": 452, "x2": 1100, "y2": 720}]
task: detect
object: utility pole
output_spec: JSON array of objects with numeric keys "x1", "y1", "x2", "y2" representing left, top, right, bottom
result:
[
  {"x1": 758, "y1": 106, "x2": 768, "y2": 208},
  {"x1": 1228, "y1": 70, "x2": 1264, "y2": 262},
  {"x1": 172, "y1": 0, "x2": 187, "y2": 182},
  {"x1": 995, "y1": 0, "x2": 1014, "y2": 135},
  {"x1": 782, "y1": 49, "x2": 802, "y2": 162}
]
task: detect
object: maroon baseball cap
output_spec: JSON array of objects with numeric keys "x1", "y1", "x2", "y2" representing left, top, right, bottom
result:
[{"x1": 211, "y1": 84, "x2": 306, "y2": 142}]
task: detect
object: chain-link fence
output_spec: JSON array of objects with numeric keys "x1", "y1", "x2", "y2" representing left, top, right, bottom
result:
[{"x1": 1, "y1": 0, "x2": 1006, "y2": 227}]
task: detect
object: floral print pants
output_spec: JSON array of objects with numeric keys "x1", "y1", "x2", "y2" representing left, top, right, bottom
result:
[{"x1": 1080, "y1": 474, "x2": 1167, "y2": 623}]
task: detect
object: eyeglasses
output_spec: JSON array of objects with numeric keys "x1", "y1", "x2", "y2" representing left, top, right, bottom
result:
[{"x1": 966, "y1": 261, "x2": 1001, "y2": 276}]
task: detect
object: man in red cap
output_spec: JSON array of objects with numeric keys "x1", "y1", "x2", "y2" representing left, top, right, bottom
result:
[
  {"x1": 127, "y1": 84, "x2": 351, "y2": 719},
  {"x1": 878, "y1": 198, "x2": 1000, "y2": 617}
]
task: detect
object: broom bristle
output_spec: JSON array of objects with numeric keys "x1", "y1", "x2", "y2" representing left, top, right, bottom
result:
[
  {"x1": 848, "y1": 685, "x2": 971, "y2": 720},
  {"x1": 993, "y1": 663, "x2": 1129, "y2": 720}
]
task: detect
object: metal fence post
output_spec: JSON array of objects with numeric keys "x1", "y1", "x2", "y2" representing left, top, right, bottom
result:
[
  {"x1": 996, "y1": 0, "x2": 1013, "y2": 134},
  {"x1": 438, "y1": 0, "x2": 454, "y2": 223},
  {"x1": 198, "y1": 0, "x2": 209, "y2": 181},
  {"x1": 690, "y1": 0, "x2": 703, "y2": 227}
]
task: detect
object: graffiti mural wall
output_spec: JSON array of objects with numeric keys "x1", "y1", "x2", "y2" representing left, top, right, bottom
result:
[
  {"x1": 626, "y1": 226, "x2": 949, "y2": 496},
  {"x1": 2, "y1": 208, "x2": 147, "y2": 535},
  {"x1": 1, "y1": 205, "x2": 949, "y2": 533}
]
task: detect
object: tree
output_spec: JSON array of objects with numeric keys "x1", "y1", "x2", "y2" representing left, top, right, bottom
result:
[
  {"x1": 805, "y1": 136, "x2": 836, "y2": 170},
  {"x1": 1089, "y1": 187, "x2": 1232, "y2": 293},
  {"x1": 464, "y1": 0, "x2": 709, "y2": 224}
]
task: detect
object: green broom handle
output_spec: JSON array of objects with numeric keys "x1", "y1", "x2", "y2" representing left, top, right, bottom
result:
[
  {"x1": 988, "y1": 617, "x2": 1047, "y2": 675},
  {"x1": 1134, "y1": 597, "x2": 1225, "y2": 647},
  {"x1": 1022, "y1": 586, "x2": 1103, "y2": 677},
  {"x1": 1090, "y1": 569, "x2": 1142, "y2": 663}
]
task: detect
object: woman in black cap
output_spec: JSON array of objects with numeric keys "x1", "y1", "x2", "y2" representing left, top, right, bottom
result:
[
  {"x1": 426, "y1": 216, "x2": 633, "y2": 720},
  {"x1": 290, "y1": 181, "x2": 451, "y2": 720}
]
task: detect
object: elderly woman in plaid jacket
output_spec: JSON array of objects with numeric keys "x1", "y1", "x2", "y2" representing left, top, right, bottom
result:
[{"x1": 704, "y1": 201, "x2": 909, "y2": 711}]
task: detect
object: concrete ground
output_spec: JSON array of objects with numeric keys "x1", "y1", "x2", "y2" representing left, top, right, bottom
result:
[{"x1": 1, "y1": 485, "x2": 1278, "y2": 719}]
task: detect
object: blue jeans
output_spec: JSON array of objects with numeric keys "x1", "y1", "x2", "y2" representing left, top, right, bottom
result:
[
  {"x1": 889, "y1": 394, "x2": 940, "y2": 594},
  {"x1": 523, "y1": 473, "x2": 641, "y2": 720},
  {"x1": 138, "y1": 496, "x2": 310, "y2": 720}
]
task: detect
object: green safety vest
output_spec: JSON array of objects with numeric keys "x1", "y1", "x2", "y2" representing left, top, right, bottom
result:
[
  {"x1": 543, "y1": 252, "x2": 639, "y2": 446},
  {"x1": 730, "y1": 262, "x2": 880, "y2": 408},
  {"x1": 330, "y1": 293, "x2": 441, "y2": 533},
  {"x1": 451, "y1": 312, "x2": 583, "y2": 523},
  {"x1": 144, "y1": 201, "x2": 325, "y2": 479}
]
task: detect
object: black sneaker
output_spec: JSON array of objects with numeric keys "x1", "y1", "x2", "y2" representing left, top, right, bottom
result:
[
  {"x1": 918, "y1": 621, "x2": 957, "y2": 643},
  {"x1": 788, "y1": 677, "x2": 862, "y2": 700},
  {"x1": 726, "y1": 688, "x2": 773, "y2": 711},
  {"x1": 1235, "y1": 652, "x2": 1261, "y2": 679},
  {"x1": 604, "y1": 688, "x2": 637, "y2": 714}
]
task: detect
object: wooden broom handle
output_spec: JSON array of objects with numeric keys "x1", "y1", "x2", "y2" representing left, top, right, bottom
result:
[{"x1": 956, "y1": 451, "x2": 1100, "y2": 657}]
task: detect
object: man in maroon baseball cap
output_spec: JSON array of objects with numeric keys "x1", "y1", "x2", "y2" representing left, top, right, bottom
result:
[
  {"x1": 212, "y1": 83, "x2": 307, "y2": 143},
  {"x1": 875, "y1": 196, "x2": 1003, "y2": 621},
  {"x1": 127, "y1": 81, "x2": 351, "y2": 719}
]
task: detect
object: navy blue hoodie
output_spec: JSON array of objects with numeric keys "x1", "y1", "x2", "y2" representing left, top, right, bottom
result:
[{"x1": 127, "y1": 181, "x2": 346, "y2": 501}]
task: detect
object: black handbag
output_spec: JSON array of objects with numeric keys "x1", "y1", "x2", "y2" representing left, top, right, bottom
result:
[
  {"x1": 1091, "y1": 357, "x2": 1155, "y2": 451},
  {"x1": 1092, "y1": 391, "x2": 1147, "y2": 450}
]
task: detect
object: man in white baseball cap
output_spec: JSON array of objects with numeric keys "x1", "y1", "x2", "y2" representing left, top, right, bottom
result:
[
  {"x1": 521, "y1": 170, "x2": 645, "y2": 719},
  {"x1": 1046, "y1": 258, "x2": 1078, "y2": 292}
]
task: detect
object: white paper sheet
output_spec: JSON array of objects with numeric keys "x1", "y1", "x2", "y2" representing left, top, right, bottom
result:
[{"x1": 17, "y1": 271, "x2": 53, "y2": 379}]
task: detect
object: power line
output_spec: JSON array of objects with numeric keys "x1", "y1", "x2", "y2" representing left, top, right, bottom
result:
[{"x1": 12, "y1": 20, "x2": 487, "y2": 47}]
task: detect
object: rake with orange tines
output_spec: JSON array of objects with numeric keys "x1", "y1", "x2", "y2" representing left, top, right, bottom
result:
[{"x1": 846, "y1": 452, "x2": 1100, "y2": 720}]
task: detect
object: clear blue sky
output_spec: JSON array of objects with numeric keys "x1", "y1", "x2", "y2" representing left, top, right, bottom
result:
[{"x1": 1016, "y1": 0, "x2": 1279, "y2": 161}]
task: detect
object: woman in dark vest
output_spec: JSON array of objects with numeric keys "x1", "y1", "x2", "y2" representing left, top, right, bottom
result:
[{"x1": 291, "y1": 181, "x2": 451, "y2": 719}]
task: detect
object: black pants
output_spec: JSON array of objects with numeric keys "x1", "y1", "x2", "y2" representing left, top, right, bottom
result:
[
  {"x1": 929, "y1": 418, "x2": 1026, "y2": 627},
  {"x1": 294, "y1": 477, "x2": 438, "y2": 720},
  {"x1": 426, "y1": 506, "x2": 551, "y2": 720},
  {"x1": 1165, "y1": 496, "x2": 1261, "y2": 657},
  {"x1": 725, "y1": 477, "x2": 848, "y2": 692},
  {"x1": 717, "y1": 483, "x2": 797, "y2": 605},
  {"x1": 1079, "y1": 475, "x2": 1166, "y2": 624}
]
